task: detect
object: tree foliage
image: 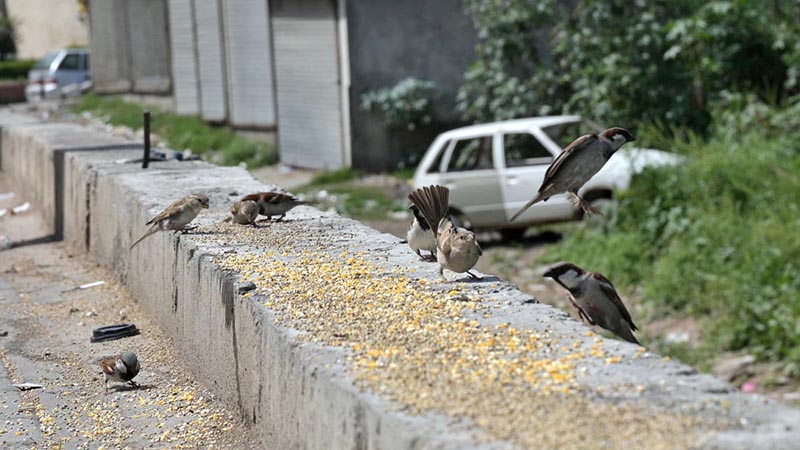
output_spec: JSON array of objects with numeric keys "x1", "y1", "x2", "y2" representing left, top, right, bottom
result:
[{"x1": 459, "y1": 0, "x2": 800, "y2": 133}]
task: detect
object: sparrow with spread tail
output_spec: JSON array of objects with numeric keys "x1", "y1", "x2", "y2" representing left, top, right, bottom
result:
[
  {"x1": 129, "y1": 194, "x2": 209, "y2": 249},
  {"x1": 408, "y1": 185, "x2": 482, "y2": 280},
  {"x1": 407, "y1": 204, "x2": 437, "y2": 262},
  {"x1": 510, "y1": 127, "x2": 636, "y2": 221},
  {"x1": 229, "y1": 200, "x2": 259, "y2": 226},
  {"x1": 99, "y1": 351, "x2": 141, "y2": 391},
  {"x1": 543, "y1": 262, "x2": 639, "y2": 344},
  {"x1": 240, "y1": 192, "x2": 312, "y2": 221}
]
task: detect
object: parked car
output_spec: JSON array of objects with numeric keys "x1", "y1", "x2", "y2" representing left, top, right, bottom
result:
[
  {"x1": 25, "y1": 48, "x2": 90, "y2": 102},
  {"x1": 412, "y1": 115, "x2": 680, "y2": 235}
]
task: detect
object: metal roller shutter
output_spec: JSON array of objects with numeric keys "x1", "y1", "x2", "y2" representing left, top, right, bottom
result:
[
  {"x1": 194, "y1": 0, "x2": 227, "y2": 122},
  {"x1": 271, "y1": 0, "x2": 345, "y2": 169},
  {"x1": 223, "y1": 0, "x2": 276, "y2": 128},
  {"x1": 168, "y1": 0, "x2": 200, "y2": 114}
]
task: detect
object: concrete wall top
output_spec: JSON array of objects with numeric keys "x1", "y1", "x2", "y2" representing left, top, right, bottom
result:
[{"x1": 1, "y1": 107, "x2": 799, "y2": 449}]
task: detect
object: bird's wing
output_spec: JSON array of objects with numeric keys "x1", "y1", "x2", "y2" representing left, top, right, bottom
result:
[
  {"x1": 591, "y1": 272, "x2": 638, "y2": 331},
  {"x1": 99, "y1": 356, "x2": 117, "y2": 375},
  {"x1": 437, "y1": 221, "x2": 454, "y2": 258},
  {"x1": 145, "y1": 197, "x2": 190, "y2": 225},
  {"x1": 541, "y1": 133, "x2": 598, "y2": 190}
]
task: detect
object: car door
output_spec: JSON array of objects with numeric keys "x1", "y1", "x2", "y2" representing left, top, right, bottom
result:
[
  {"x1": 499, "y1": 129, "x2": 574, "y2": 222},
  {"x1": 54, "y1": 52, "x2": 84, "y2": 87},
  {"x1": 438, "y1": 133, "x2": 504, "y2": 228}
]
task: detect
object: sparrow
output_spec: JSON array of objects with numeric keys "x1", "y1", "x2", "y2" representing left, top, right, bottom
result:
[
  {"x1": 129, "y1": 193, "x2": 209, "y2": 249},
  {"x1": 407, "y1": 204, "x2": 437, "y2": 262},
  {"x1": 240, "y1": 192, "x2": 311, "y2": 221},
  {"x1": 510, "y1": 127, "x2": 636, "y2": 221},
  {"x1": 543, "y1": 262, "x2": 639, "y2": 344},
  {"x1": 99, "y1": 351, "x2": 141, "y2": 391},
  {"x1": 408, "y1": 185, "x2": 482, "y2": 280},
  {"x1": 229, "y1": 200, "x2": 259, "y2": 226}
]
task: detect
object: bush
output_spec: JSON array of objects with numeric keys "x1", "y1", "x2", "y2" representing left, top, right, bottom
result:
[
  {"x1": 0, "y1": 59, "x2": 35, "y2": 80},
  {"x1": 360, "y1": 78, "x2": 438, "y2": 131},
  {"x1": 547, "y1": 123, "x2": 800, "y2": 373}
]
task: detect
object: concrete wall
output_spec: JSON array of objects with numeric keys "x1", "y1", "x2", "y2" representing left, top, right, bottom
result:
[
  {"x1": 87, "y1": 0, "x2": 171, "y2": 94},
  {"x1": 2, "y1": 107, "x2": 800, "y2": 449},
  {"x1": 7, "y1": 0, "x2": 89, "y2": 59},
  {"x1": 346, "y1": 0, "x2": 478, "y2": 172}
]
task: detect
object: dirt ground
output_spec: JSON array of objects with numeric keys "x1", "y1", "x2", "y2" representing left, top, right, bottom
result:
[{"x1": 0, "y1": 188, "x2": 256, "y2": 449}]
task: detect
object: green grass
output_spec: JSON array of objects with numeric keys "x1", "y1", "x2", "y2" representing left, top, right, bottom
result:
[
  {"x1": 546, "y1": 129, "x2": 800, "y2": 374},
  {"x1": 72, "y1": 94, "x2": 276, "y2": 167},
  {"x1": 306, "y1": 168, "x2": 362, "y2": 187}
]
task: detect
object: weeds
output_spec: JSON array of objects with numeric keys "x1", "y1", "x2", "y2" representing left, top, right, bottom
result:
[{"x1": 72, "y1": 94, "x2": 276, "y2": 167}]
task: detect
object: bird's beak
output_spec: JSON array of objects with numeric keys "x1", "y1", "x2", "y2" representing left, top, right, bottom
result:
[
  {"x1": 203, "y1": 204, "x2": 209, "y2": 209},
  {"x1": 629, "y1": 134, "x2": 637, "y2": 142},
  {"x1": 542, "y1": 268, "x2": 556, "y2": 279}
]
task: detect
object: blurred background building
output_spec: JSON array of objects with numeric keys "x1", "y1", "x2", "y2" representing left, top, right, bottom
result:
[{"x1": 85, "y1": 0, "x2": 477, "y2": 171}]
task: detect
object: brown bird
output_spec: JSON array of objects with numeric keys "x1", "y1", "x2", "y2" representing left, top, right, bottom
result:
[
  {"x1": 408, "y1": 185, "x2": 482, "y2": 280},
  {"x1": 510, "y1": 127, "x2": 636, "y2": 221},
  {"x1": 229, "y1": 200, "x2": 259, "y2": 226},
  {"x1": 241, "y1": 192, "x2": 311, "y2": 221},
  {"x1": 543, "y1": 262, "x2": 639, "y2": 344},
  {"x1": 407, "y1": 204, "x2": 437, "y2": 262},
  {"x1": 99, "y1": 351, "x2": 141, "y2": 392},
  {"x1": 129, "y1": 194, "x2": 209, "y2": 249}
]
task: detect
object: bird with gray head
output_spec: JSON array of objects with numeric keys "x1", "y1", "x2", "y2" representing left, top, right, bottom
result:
[
  {"x1": 543, "y1": 262, "x2": 639, "y2": 344},
  {"x1": 408, "y1": 185, "x2": 482, "y2": 280},
  {"x1": 99, "y1": 351, "x2": 141, "y2": 392},
  {"x1": 510, "y1": 127, "x2": 636, "y2": 221},
  {"x1": 407, "y1": 204, "x2": 437, "y2": 262},
  {"x1": 230, "y1": 199, "x2": 259, "y2": 226},
  {"x1": 240, "y1": 191, "x2": 312, "y2": 221},
  {"x1": 129, "y1": 193, "x2": 209, "y2": 249}
]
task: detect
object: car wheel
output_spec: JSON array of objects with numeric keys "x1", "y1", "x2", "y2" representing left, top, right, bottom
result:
[{"x1": 500, "y1": 228, "x2": 526, "y2": 241}]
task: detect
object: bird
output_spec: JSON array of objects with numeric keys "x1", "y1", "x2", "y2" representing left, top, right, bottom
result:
[
  {"x1": 229, "y1": 200, "x2": 259, "y2": 226},
  {"x1": 510, "y1": 127, "x2": 636, "y2": 221},
  {"x1": 407, "y1": 204, "x2": 437, "y2": 262},
  {"x1": 99, "y1": 351, "x2": 141, "y2": 392},
  {"x1": 129, "y1": 194, "x2": 209, "y2": 249},
  {"x1": 240, "y1": 192, "x2": 311, "y2": 221},
  {"x1": 408, "y1": 185, "x2": 482, "y2": 280},
  {"x1": 543, "y1": 262, "x2": 639, "y2": 344}
]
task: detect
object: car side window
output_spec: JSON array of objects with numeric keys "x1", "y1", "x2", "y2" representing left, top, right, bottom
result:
[
  {"x1": 59, "y1": 54, "x2": 81, "y2": 70},
  {"x1": 542, "y1": 122, "x2": 587, "y2": 149},
  {"x1": 503, "y1": 133, "x2": 552, "y2": 167},
  {"x1": 80, "y1": 54, "x2": 89, "y2": 71},
  {"x1": 446, "y1": 136, "x2": 493, "y2": 172}
]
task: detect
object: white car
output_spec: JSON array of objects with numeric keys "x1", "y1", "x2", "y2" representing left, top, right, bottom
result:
[{"x1": 412, "y1": 115, "x2": 679, "y2": 235}]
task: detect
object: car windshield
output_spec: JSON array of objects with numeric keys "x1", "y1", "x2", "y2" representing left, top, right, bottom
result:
[
  {"x1": 34, "y1": 52, "x2": 60, "y2": 70},
  {"x1": 542, "y1": 119, "x2": 603, "y2": 149}
]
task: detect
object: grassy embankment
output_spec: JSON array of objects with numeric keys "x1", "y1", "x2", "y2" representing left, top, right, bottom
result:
[{"x1": 71, "y1": 94, "x2": 276, "y2": 168}]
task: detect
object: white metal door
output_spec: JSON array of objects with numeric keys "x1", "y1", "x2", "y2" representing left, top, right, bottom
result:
[
  {"x1": 194, "y1": 0, "x2": 227, "y2": 121},
  {"x1": 270, "y1": 0, "x2": 345, "y2": 169},
  {"x1": 223, "y1": 0, "x2": 276, "y2": 128},
  {"x1": 168, "y1": 0, "x2": 201, "y2": 115}
]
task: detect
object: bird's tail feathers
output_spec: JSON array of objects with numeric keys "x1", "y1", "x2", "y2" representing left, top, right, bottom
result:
[
  {"x1": 408, "y1": 185, "x2": 450, "y2": 238},
  {"x1": 509, "y1": 191, "x2": 544, "y2": 222},
  {"x1": 129, "y1": 227, "x2": 159, "y2": 250}
]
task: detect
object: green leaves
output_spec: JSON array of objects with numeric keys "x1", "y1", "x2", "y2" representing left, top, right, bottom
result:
[{"x1": 360, "y1": 78, "x2": 438, "y2": 131}]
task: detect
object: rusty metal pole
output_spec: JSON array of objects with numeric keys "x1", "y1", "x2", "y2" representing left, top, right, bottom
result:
[{"x1": 142, "y1": 110, "x2": 151, "y2": 169}]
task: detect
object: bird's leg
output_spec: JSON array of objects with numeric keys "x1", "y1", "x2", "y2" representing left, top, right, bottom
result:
[
  {"x1": 466, "y1": 271, "x2": 481, "y2": 280},
  {"x1": 439, "y1": 266, "x2": 447, "y2": 281},
  {"x1": 423, "y1": 251, "x2": 437, "y2": 262},
  {"x1": 569, "y1": 192, "x2": 601, "y2": 216},
  {"x1": 104, "y1": 379, "x2": 108, "y2": 394},
  {"x1": 128, "y1": 380, "x2": 139, "y2": 389},
  {"x1": 276, "y1": 214, "x2": 285, "y2": 222}
]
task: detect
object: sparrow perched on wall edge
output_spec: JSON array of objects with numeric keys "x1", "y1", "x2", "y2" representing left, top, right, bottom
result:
[
  {"x1": 407, "y1": 204, "x2": 437, "y2": 262},
  {"x1": 129, "y1": 193, "x2": 209, "y2": 249},
  {"x1": 240, "y1": 192, "x2": 312, "y2": 221},
  {"x1": 543, "y1": 262, "x2": 639, "y2": 344},
  {"x1": 408, "y1": 185, "x2": 482, "y2": 280},
  {"x1": 229, "y1": 200, "x2": 259, "y2": 226},
  {"x1": 510, "y1": 127, "x2": 636, "y2": 221},
  {"x1": 99, "y1": 351, "x2": 141, "y2": 392}
]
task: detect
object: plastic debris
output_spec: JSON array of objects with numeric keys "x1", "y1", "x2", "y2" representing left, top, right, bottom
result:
[
  {"x1": 0, "y1": 208, "x2": 7, "y2": 218},
  {"x1": 90, "y1": 323, "x2": 141, "y2": 343},
  {"x1": 0, "y1": 192, "x2": 14, "y2": 201},
  {"x1": 11, "y1": 202, "x2": 31, "y2": 215},
  {"x1": 12, "y1": 383, "x2": 43, "y2": 391},
  {"x1": 62, "y1": 280, "x2": 106, "y2": 293}
]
